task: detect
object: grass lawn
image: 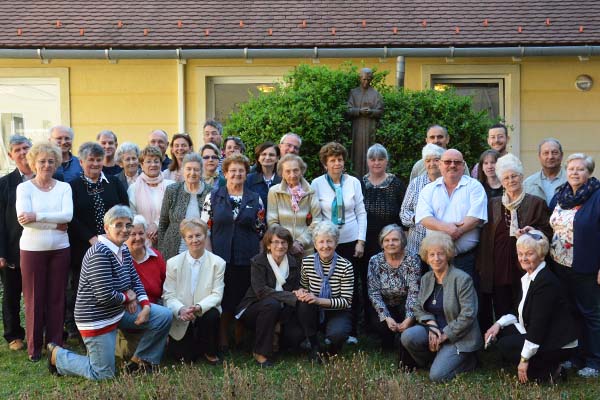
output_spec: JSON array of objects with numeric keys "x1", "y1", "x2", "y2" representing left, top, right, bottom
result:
[{"x1": 2, "y1": 330, "x2": 599, "y2": 399}]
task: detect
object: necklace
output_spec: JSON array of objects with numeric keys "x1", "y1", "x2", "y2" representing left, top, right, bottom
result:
[
  {"x1": 431, "y1": 284, "x2": 443, "y2": 305},
  {"x1": 33, "y1": 178, "x2": 55, "y2": 191}
]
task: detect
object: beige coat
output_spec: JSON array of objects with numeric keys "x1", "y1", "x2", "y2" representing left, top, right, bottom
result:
[
  {"x1": 162, "y1": 250, "x2": 225, "y2": 340},
  {"x1": 267, "y1": 177, "x2": 322, "y2": 256}
]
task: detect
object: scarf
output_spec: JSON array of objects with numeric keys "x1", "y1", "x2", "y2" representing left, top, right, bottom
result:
[
  {"x1": 287, "y1": 183, "x2": 306, "y2": 212},
  {"x1": 555, "y1": 177, "x2": 600, "y2": 210},
  {"x1": 266, "y1": 253, "x2": 289, "y2": 291},
  {"x1": 325, "y1": 174, "x2": 345, "y2": 225},
  {"x1": 81, "y1": 173, "x2": 106, "y2": 234},
  {"x1": 135, "y1": 172, "x2": 165, "y2": 224},
  {"x1": 314, "y1": 252, "x2": 338, "y2": 322},
  {"x1": 502, "y1": 190, "x2": 526, "y2": 237}
]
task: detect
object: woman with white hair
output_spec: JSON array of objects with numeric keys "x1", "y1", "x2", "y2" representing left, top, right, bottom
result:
[
  {"x1": 476, "y1": 153, "x2": 551, "y2": 332},
  {"x1": 114, "y1": 142, "x2": 141, "y2": 189},
  {"x1": 400, "y1": 143, "x2": 445, "y2": 256},
  {"x1": 485, "y1": 230, "x2": 577, "y2": 383},
  {"x1": 296, "y1": 220, "x2": 354, "y2": 360},
  {"x1": 549, "y1": 153, "x2": 600, "y2": 378}
]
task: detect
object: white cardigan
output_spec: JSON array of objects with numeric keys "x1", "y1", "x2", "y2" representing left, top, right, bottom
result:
[{"x1": 162, "y1": 250, "x2": 226, "y2": 340}]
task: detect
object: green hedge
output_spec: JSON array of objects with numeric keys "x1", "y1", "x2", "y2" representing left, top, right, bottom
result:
[{"x1": 224, "y1": 64, "x2": 491, "y2": 181}]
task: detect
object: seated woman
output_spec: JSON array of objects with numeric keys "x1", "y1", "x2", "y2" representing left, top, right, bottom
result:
[
  {"x1": 401, "y1": 232, "x2": 482, "y2": 382},
  {"x1": 367, "y1": 225, "x2": 420, "y2": 350},
  {"x1": 47, "y1": 205, "x2": 172, "y2": 380},
  {"x1": 296, "y1": 220, "x2": 354, "y2": 360},
  {"x1": 237, "y1": 226, "x2": 303, "y2": 367},
  {"x1": 162, "y1": 219, "x2": 225, "y2": 365},
  {"x1": 484, "y1": 230, "x2": 578, "y2": 384}
]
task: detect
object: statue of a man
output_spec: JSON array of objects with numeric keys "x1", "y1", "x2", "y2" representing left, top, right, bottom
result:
[{"x1": 347, "y1": 68, "x2": 384, "y2": 177}]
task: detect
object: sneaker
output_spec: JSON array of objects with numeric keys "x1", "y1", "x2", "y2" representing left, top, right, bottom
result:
[
  {"x1": 560, "y1": 361, "x2": 573, "y2": 369},
  {"x1": 8, "y1": 339, "x2": 24, "y2": 351},
  {"x1": 577, "y1": 367, "x2": 599, "y2": 378},
  {"x1": 346, "y1": 336, "x2": 358, "y2": 345}
]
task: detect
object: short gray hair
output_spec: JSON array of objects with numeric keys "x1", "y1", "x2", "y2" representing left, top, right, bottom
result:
[
  {"x1": 495, "y1": 153, "x2": 523, "y2": 179},
  {"x1": 132, "y1": 214, "x2": 148, "y2": 231},
  {"x1": 566, "y1": 153, "x2": 595, "y2": 174},
  {"x1": 49, "y1": 125, "x2": 74, "y2": 139},
  {"x1": 8, "y1": 134, "x2": 32, "y2": 151},
  {"x1": 367, "y1": 143, "x2": 388, "y2": 160},
  {"x1": 378, "y1": 224, "x2": 407, "y2": 248},
  {"x1": 103, "y1": 205, "x2": 134, "y2": 226},
  {"x1": 422, "y1": 143, "x2": 445, "y2": 160},
  {"x1": 537, "y1": 138, "x2": 563, "y2": 155},
  {"x1": 279, "y1": 132, "x2": 303, "y2": 147},
  {"x1": 182, "y1": 152, "x2": 204, "y2": 170},
  {"x1": 115, "y1": 142, "x2": 140, "y2": 164},
  {"x1": 312, "y1": 220, "x2": 340, "y2": 244},
  {"x1": 96, "y1": 130, "x2": 117, "y2": 142},
  {"x1": 78, "y1": 142, "x2": 104, "y2": 159},
  {"x1": 277, "y1": 153, "x2": 307, "y2": 176},
  {"x1": 516, "y1": 229, "x2": 549, "y2": 259}
]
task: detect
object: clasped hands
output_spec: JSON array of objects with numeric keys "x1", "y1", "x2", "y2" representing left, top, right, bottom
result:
[
  {"x1": 385, "y1": 317, "x2": 414, "y2": 333},
  {"x1": 294, "y1": 288, "x2": 324, "y2": 306},
  {"x1": 178, "y1": 305, "x2": 202, "y2": 322},
  {"x1": 124, "y1": 289, "x2": 150, "y2": 325},
  {"x1": 427, "y1": 324, "x2": 448, "y2": 352}
]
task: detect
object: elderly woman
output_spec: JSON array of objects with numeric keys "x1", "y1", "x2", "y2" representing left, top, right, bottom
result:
[
  {"x1": 311, "y1": 142, "x2": 366, "y2": 343},
  {"x1": 476, "y1": 149, "x2": 503, "y2": 199},
  {"x1": 267, "y1": 154, "x2": 322, "y2": 258},
  {"x1": 68, "y1": 142, "x2": 129, "y2": 339},
  {"x1": 16, "y1": 142, "x2": 72, "y2": 361},
  {"x1": 47, "y1": 205, "x2": 172, "y2": 380},
  {"x1": 163, "y1": 219, "x2": 225, "y2": 364},
  {"x1": 201, "y1": 143, "x2": 225, "y2": 188},
  {"x1": 114, "y1": 142, "x2": 141, "y2": 189},
  {"x1": 400, "y1": 144, "x2": 445, "y2": 256},
  {"x1": 246, "y1": 141, "x2": 281, "y2": 210},
  {"x1": 201, "y1": 154, "x2": 266, "y2": 351},
  {"x1": 476, "y1": 154, "x2": 551, "y2": 332},
  {"x1": 401, "y1": 232, "x2": 482, "y2": 382},
  {"x1": 549, "y1": 153, "x2": 600, "y2": 378},
  {"x1": 237, "y1": 226, "x2": 303, "y2": 367},
  {"x1": 163, "y1": 133, "x2": 193, "y2": 182},
  {"x1": 296, "y1": 221, "x2": 354, "y2": 359},
  {"x1": 128, "y1": 145, "x2": 175, "y2": 246},
  {"x1": 367, "y1": 225, "x2": 420, "y2": 350},
  {"x1": 485, "y1": 230, "x2": 578, "y2": 383},
  {"x1": 158, "y1": 152, "x2": 212, "y2": 261}
]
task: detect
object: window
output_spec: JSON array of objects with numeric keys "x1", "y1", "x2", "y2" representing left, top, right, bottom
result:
[{"x1": 432, "y1": 78, "x2": 504, "y2": 121}]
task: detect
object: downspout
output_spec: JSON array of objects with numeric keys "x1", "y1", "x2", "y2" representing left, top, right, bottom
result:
[
  {"x1": 396, "y1": 56, "x2": 405, "y2": 88},
  {"x1": 176, "y1": 49, "x2": 186, "y2": 133}
]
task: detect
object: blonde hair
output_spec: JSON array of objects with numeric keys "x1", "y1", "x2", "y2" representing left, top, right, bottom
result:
[
  {"x1": 26, "y1": 142, "x2": 62, "y2": 174},
  {"x1": 419, "y1": 232, "x2": 456, "y2": 262}
]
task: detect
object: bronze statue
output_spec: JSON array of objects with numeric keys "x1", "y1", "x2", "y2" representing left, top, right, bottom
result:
[{"x1": 347, "y1": 68, "x2": 384, "y2": 177}]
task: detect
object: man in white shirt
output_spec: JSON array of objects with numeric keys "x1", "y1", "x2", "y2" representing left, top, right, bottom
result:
[
  {"x1": 523, "y1": 138, "x2": 566, "y2": 205},
  {"x1": 416, "y1": 149, "x2": 488, "y2": 279}
]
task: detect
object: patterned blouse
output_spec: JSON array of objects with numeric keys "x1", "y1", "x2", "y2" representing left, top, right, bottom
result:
[
  {"x1": 549, "y1": 204, "x2": 579, "y2": 267},
  {"x1": 400, "y1": 174, "x2": 433, "y2": 255},
  {"x1": 367, "y1": 252, "x2": 421, "y2": 322}
]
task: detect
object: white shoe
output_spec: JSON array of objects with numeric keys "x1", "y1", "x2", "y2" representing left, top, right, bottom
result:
[
  {"x1": 324, "y1": 338, "x2": 332, "y2": 345},
  {"x1": 560, "y1": 361, "x2": 574, "y2": 369},
  {"x1": 577, "y1": 367, "x2": 599, "y2": 378},
  {"x1": 346, "y1": 336, "x2": 358, "y2": 345}
]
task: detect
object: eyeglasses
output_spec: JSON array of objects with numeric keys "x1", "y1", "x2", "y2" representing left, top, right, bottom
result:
[
  {"x1": 109, "y1": 223, "x2": 134, "y2": 230},
  {"x1": 441, "y1": 160, "x2": 464, "y2": 166},
  {"x1": 271, "y1": 239, "x2": 288, "y2": 246},
  {"x1": 501, "y1": 174, "x2": 521, "y2": 182},
  {"x1": 143, "y1": 159, "x2": 161, "y2": 165},
  {"x1": 281, "y1": 142, "x2": 300, "y2": 151},
  {"x1": 202, "y1": 155, "x2": 220, "y2": 160}
]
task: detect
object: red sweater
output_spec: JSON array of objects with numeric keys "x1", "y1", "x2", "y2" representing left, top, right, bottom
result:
[{"x1": 132, "y1": 248, "x2": 167, "y2": 304}]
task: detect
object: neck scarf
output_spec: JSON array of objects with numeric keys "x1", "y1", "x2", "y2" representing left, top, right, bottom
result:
[
  {"x1": 314, "y1": 252, "x2": 338, "y2": 322},
  {"x1": 287, "y1": 183, "x2": 306, "y2": 212},
  {"x1": 555, "y1": 177, "x2": 600, "y2": 210},
  {"x1": 502, "y1": 190, "x2": 526, "y2": 237},
  {"x1": 325, "y1": 174, "x2": 345, "y2": 225},
  {"x1": 81, "y1": 172, "x2": 106, "y2": 234},
  {"x1": 267, "y1": 253, "x2": 289, "y2": 291},
  {"x1": 135, "y1": 172, "x2": 165, "y2": 224}
]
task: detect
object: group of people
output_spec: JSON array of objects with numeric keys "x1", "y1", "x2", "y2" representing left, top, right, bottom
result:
[{"x1": 0, "y1": 120, "x2": 597, "y2": 385}]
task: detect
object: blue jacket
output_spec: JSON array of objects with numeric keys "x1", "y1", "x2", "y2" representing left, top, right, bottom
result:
[
  {"x1": 210, "y1": 185, "x2": 262, "y2": 266},
  {"x1": 550, "y1": 188, "x2": 600, "y2": 274}
]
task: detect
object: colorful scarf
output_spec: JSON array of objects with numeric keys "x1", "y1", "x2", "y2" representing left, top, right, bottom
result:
[
  {"x1": 287, "y1": 184, "x2": 306, "y2": 212},
  {"x1": 325, "y1": 174, "x2": 345, "y2": 225},
  {"x1": 502, "y1": 190, "x2": 526, "y2": 237},
  {"x1": 81, "y1": 173, "x2": 106, "y2": 235},
  {"x1": 314, "y1": 252, "x2": 338, "y2": 322},
  {"x1": 556, "y1": 177, "x2": 600, "y2": 210},
  {"x1": 135, "y1": 172, "x2": 166, "y2": 224}
]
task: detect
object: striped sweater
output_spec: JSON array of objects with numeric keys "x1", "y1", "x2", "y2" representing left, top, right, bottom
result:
[
  {"x1": 75, "y1": 241, "x2": 149, "y2": 336},
  {"x1": 300, "y1": 254, "x2": 354, "y2": 310}
]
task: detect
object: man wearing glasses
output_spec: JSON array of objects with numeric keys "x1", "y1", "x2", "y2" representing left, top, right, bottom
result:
[
  {"x1": 50, "y1": 125, "x2": 82, "y2": 183},
  {"x1": 279, "y1": 132, "x2": 302, "y2": 156},
  {"x1": 415, "y1": 149, "x2": 487, "y2": 280}
]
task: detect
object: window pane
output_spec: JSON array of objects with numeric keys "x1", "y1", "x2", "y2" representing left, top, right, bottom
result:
[
  {"x1": 214, "y1": 82, "x2": 275, "y2": 122},
  {"x1": 433, "y1": 80, "x2": 501, "y2": 120}
]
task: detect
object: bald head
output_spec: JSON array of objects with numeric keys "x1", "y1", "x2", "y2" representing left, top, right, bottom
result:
[
  {"x1": 439, "y1": 149, "x2": 465, "y2": 183},
  {"x1": 148, "y1": 129, "x2": 169, "y2": 156}
]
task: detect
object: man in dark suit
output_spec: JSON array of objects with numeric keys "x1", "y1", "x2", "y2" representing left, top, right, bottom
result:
[{"x1": 0, "y1": 134, "x2": 34, "y2": 351}]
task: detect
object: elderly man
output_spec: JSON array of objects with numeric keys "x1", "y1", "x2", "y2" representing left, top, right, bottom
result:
[
  {"x1": 409, "y1": 125, "x2": 469, "y2": 181},
  {"x1": 0, "y1": 135, "x2": 34, "y2": 351},
  {"x1": 523, "y1": 138, "x2": 566, "y2": 205},
  {"x1": 97, "y1": 130, "x2": 122, "y2": 176},
  {"x1": 347, "y1": 68, "x2": 384, "y2": 177},
  {"x1": 279, "y1": 132, "x2": 302, "y2": 156},
  {"x1": 50, "y1": 125, "x2": 82, "y2": 182},
  {"x1": 148, "y1": 129, "x2": 170, "y2": 171},
  {"x1": 415, "y1": 149, "x2": 487, "y2": 279},
  {"x1": 471, "y1": 123, "x2": 510, "y2": 177}
]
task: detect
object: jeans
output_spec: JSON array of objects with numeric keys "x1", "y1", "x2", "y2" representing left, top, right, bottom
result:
[
  {"x1": 401, "y1": 325, "x2": 477, "y2": 382},
  {"x1": 56, "y1": 304, "x2": 172, "y2": 380}
]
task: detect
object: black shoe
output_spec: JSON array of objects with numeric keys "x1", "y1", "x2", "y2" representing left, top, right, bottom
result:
[{"x1": 46, "y1": 343, "x2": 59, "y2": 375}]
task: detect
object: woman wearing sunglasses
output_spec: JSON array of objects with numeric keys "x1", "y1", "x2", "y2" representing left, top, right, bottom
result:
[{"x1": 200, "y1": 143, "x2": 225, "y2": 189}]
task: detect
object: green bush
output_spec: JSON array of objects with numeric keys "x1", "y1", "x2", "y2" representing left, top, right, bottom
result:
[{"x1": 224, "y1": 64, "x2": 491, "y2": 181}]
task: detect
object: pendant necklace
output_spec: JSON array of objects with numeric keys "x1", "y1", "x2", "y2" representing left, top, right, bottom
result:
[{"x1": 432, "y1": 285, "x2": 442, "y2": 305}]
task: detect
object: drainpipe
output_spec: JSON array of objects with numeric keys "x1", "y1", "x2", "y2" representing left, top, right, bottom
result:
[
  {"x1": 396, "y1": 56, "x2": 405, "y2": 88},
  {"x1": 176, "y1": 49, "x2": 186, "y2": 133}
]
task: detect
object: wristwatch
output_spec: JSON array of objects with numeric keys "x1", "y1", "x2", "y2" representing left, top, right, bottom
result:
[{"x1": 520, "y1": 356, "x2": 529, "y2": 363}]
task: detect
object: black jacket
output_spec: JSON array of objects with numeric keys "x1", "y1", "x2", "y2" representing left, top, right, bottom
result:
[{"x1": 0, "y1": 169, "x2": 24, "y2": 264}]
